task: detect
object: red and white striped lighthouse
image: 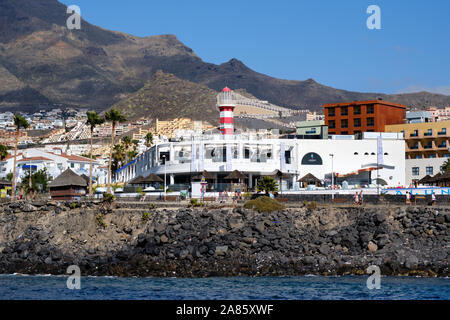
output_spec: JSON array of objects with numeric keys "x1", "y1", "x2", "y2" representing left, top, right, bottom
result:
[{"x1": 218, "y1": 87, "x2": 235, "y2": 135}]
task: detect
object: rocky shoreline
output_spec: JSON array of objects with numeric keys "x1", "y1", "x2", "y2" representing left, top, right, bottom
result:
[{"x1": 0, "y1": 200, "x2": 448, "y2": 277}]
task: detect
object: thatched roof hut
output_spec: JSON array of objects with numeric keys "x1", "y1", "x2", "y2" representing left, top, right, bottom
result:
[
  {"x1": 191, "y1": 170, "x2": 214, "y2": 180},
  {"x1": 129, "y1": 175, "x2": 145, "y2": 185},
  {"x1": 0, "y1": 180, "x2": 12, "y2": 188},
  {"x1": 298, "y1": 173, "x2": 322, "y2": 186},
  {"x1": 49, "y1": 169, "x2": 87, "y2": 200},
  {"x1": 142, "y1": 173, "x2": 164, "y2": 183},
  {"x1": 80, "y1": 174, "x2": 90, "y2": 184},
  {"x1": 269, "y1": 169, "x2": 291, "y2": 179},
  {"x1": 224, "y1": 170, "x2": 247, "y2": 180},
  {"x1": 418, "y1": 175, "x2": 432, "y2": 184}
]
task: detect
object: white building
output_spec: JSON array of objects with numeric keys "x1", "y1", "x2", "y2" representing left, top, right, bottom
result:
[
  {"x1": 0, "y1": 148, "x2": 107, "y2": 185},
  {"x1": 114, "y1": 132, "x2": 406, "y2": 190}
]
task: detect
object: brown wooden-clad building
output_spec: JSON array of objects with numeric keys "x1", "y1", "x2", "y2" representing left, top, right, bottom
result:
[{"x1": 49, "y1": 169, "x2": 88, "y2": 200}]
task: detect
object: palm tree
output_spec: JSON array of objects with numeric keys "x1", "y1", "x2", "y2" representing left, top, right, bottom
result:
[
  {"x1": 121, "y1": 135, "x2": 132, "y2": 162},
  {"x1": 105, "y1": 109, "x2": 127, "y2": 193},
  {"x1": 112, "y1": 144, "x2": 126, "y2": 172},
  {"x1": 86, "y1": 111, "x2": 105, "y2": 199},
  {"x1": 0, "y1": 144, "x2": 9, "y2": 161},
  {"x1": 442, "y1": 158, "x2": 450, "y2": 173},
  {"x1": 11, "y1": 115, "x2": 30, "y2": 202},
  {"x1": 256, "y1": 176, "x2": 278, "y2": 196},
  {"x1": 144, "y1": 132, "x2": 154, "y2": 148}
]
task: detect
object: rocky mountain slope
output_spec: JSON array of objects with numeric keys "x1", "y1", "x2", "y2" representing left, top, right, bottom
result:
[
  {"x1": 108, "y1": 71, "x2": 219, "y2": 124},
  {"x1": 0, "y1": 0, "x2": 449, "y2": 116}
]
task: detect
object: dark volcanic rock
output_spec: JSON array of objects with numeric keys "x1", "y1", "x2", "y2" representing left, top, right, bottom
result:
[{"x1": 0, "y1": 201, "x2": 448, "y2": 278}]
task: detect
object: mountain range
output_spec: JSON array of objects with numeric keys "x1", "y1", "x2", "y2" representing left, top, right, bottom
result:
[{"x1": 1, "y1": 0, "x2": 449, "y2": 120}]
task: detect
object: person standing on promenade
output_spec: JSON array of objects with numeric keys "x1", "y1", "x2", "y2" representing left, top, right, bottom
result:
[
  {"x1": 359, "y1": 190, "x2": 364, "y2": 206},
  {"x1": 431, "y1": 192, "x2": 436, "y2": 206},
  {"x1": 353, "y1": 192, "x2": 359, "y2": 205},
  {"x1": 406, "y1": 191, "x2": 411, "y2": 205}
]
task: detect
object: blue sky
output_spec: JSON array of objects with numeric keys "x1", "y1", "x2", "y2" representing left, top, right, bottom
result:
[{"x1": 60, "y1": 0, "x2": 450, "y2": 95}]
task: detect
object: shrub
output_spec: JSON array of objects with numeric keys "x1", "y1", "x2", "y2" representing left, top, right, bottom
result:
[
  {"x1": 189, "y1": 199, "x2": 204, "y2": 207},
  {"x1": 243, "y1": 196, "x2": 285, "y2": 213},
  {"x1": 303, "y1": 200, "x2": 317, "y2": 210},
  {"x1": 243, "y1": 192, "x2": 252, "y2": 199},
  {"x1": 71, "y1": 202, "x2": 77, "y2": 209},
  {"x1": 142, "y1": 211, "x2": 150, "y2": 223},
  {"x1": 96, "y1": 213, "x2": 107, "y2": 228},
  {"x1": 102, "y1": 192, "x2": 116, "y2": 203}
]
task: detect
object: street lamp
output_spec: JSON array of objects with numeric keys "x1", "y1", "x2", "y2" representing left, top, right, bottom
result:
[
  {"x1": 162, "y1": 155, "x2": 166, "y2": 198},
  {"x1": 329, "y1": 153, "x2": 334, "y2": 200}
]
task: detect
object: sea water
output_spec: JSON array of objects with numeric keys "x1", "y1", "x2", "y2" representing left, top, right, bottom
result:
[{"x1": 0, "y1": 275, "x2": 448, "y2": 300}]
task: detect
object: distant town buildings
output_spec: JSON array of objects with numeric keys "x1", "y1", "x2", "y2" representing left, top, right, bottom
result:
[
  {"x1": 405, "y1": 111, "x2": 433, "y2": 124},
  {"x1": 427, "y1": 107, "x2": 450, "y2": 122},
  {"x1": 295, "y1": 120, "x2": 328, "y2": 139}
]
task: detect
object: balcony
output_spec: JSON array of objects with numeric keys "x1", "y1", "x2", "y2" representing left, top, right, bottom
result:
[{"x1": 423, "y1": 144, "x2": 433, "y2": 149}]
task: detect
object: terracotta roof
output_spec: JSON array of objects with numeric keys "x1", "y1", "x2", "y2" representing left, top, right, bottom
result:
[
  {"x1": 1, "y1": 153, "x2": 22, "y2": 162},
  {"x1": 49, "y1": 152, "x2": 92, "y2": 162},
  {"x1": 18, "y1": 157, "x2": 52, "y2": 162},
  {"x1": 59, "y1": 153, "x2": 92, "y2": 162}
]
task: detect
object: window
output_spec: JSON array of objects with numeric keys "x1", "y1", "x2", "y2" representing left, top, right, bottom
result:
[
  {"x1": 70, "y1": 163, "x2": 74, "y2": 168},
  {"x1": 353, "y1": 106, "x2": 361, "y2": 115},
  {"x1": 341, "y1": 119, "x2": 348, "y2": 128},
  {"x1": 244, "y1": 148, "x2": 250, "y2": 159},
  {"x1": 367, "y1": 105, "x2": 374, "y2": 114},
  {"x1": 412, "y1": 167, "x2": 420, "y2": 176},
  {"x1": 340, "y1": 107, "x2": 348, "y2": 116},
  {"x1": 415, "y1": 155, "x2": 422, "y2": 159},
  {"x1": 285, "y1": 150, "x2": 292, "y2": 164},
  {"x1": 411, "y1": 130, "x2": 418, "y2": 137},
  {"x1": 354, "y1": 118, "x2": 361, "y2": 127},
  {"x1": 341, "y1": 131, "x2": 348, "y2": 135},
  {"x1": 328, "y1": 108, "x2": 335, "y2": 116},
  {"x1": 305, "y1": 128, "x2": 317, "y2": 134},
  {"x1": 438, "y1": 128, "x2": 446, "y2": 135},
  {"x1": 424, "y1": 129, "x2": 433, "y2": 136},
  {"x1": 429, "y1": 154, "x2": 436, "y2": 158},
  {"x1": 328, "y1": 120, "x2": 335, "y2": 129},
  {"x1": 301, "y1": 152, "x2": 323, "y2": 165},
  {"x1": 426, "y1": 167, "x2": 433, "y2": 175},
  {"x1": 367, "y1": 117, "x2": 374, "y2": 126}
]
